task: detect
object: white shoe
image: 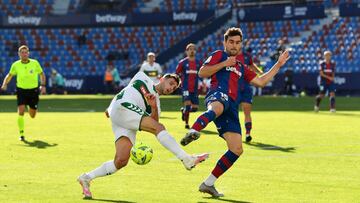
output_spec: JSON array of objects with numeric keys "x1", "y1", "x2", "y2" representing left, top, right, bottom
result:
[
  {"x1": 314, "y1": 106, "x2": 319, "y2": 112},
  {"x1": 182, "y1": 153, "x2": 209, "y2": 170},
  {"x1": 199, "y1": 182, "x2": 224, "y2": 197},
  {"x1": 330, "y1": 109, "x2": 336, "y2": 113},
  {"x1": 77, "y1": 173, "x2": 92, "y2": 199}
]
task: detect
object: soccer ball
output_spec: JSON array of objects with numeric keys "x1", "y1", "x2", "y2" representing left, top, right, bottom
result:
[{"x1": 130, "y1": 142, "x2": 153, "y2": 165}]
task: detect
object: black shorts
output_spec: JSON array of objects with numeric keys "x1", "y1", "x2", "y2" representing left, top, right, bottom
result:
[{"x1": 16, "y1": 87, "x2": 40, "y2": 109}]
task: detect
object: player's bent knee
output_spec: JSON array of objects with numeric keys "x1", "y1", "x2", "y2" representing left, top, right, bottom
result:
[
  {"x1": 231, "y1": 147, "x2": 243, "y2": 156},
  {"x1": 114, "y1": 156, "x2": 129, "y2": 169}
]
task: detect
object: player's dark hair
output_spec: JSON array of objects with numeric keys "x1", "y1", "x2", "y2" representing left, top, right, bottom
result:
[
  {"x1": 163, "y1": 73, "x2": 181, "y2": 88},
  {"x1": 224, "y1": 27, "x2": 243, "y2": 42}
]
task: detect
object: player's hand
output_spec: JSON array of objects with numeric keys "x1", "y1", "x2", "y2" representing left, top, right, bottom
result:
[
  {"x1": 145, "y1": 93, "x2": 156, "y2": 107},
  {"x1": 277, "y1": 50, "x2": 290, "y2": 66},
  {"x1": 224, "y1": 56, "x2": 237, "y2": 67},
  {"x1": 105, "y1": 109, "x2": 109, "y2": 118},
  {"x1": 40, "y1": 86, "x2": 46, "y2": 95},
  {"x1": 1, "y1": 84, "x2": 7, "y2": 91}
]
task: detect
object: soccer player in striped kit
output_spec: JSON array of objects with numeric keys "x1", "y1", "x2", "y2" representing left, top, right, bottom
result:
[
  {"x1": 180, "y1": 27, "x2": 290, "y2": 197},
  {"x1": 314, "y1": 51, "x2": 336, "y2": 113},
  {"x1": 176, "y1": 43, "x2": 202, "y2": 129},
  {"x1": 237, "y1": 47, "x2": 263, "y2": 142}
]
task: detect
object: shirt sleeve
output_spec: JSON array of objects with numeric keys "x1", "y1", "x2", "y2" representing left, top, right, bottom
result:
[
  {"x1": 244, "y1": 67, "x2": 257, "y2": 83},
  {"x1": 139, "y1": 63, "x2": 145, "y2": 72},
  {"x1": 247, "y1": 53, "x2": 253, "y2": 65},
  {"x1": 9, "y1": 63, "x2": 17, "y2": 75},
  {"x1": 203, "y1": 51, "x2": 223, "y2": 66},
  {"x1": 175, "y1": 61, "x2": 183, "y2": 76},
  {"x1": 319, "y1": 62, "x2": 323, "y2": 72},
  {"x1": 35, "y1": 60, "x2": 43, "y2": 74}
]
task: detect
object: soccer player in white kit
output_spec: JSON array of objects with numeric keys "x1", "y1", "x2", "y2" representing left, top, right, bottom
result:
[{"x1": 78, "y1": 72, "x2": 209, "y2": 199}]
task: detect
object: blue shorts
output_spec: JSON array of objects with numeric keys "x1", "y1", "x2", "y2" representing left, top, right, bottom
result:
[
  {"x1": 240, "y1": 85, "x2": 253, "y2": 104},
  {"x1": 319, "y1": 83, "x2": 336, "y2": 94},
  {"x1": 182, "y1": 90, "x2": 199, "y2": 105},
  {"x1": 205, "y1": 91, "x2": 241, "y2": 137}
]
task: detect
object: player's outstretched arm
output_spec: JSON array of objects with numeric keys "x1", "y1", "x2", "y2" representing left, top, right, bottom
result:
[
  {"x1": 250, "y1": 50, "x2": 290, "y2": 88},
  {"x1": 249, "y1": 63, "x2": 263, "y2": 75},
  {"x1": 1, "y1": 73, "x2": 13, "y2": 91},
  {"x1": 199, "y1": 57, "x2": 236, "y2": 78}
]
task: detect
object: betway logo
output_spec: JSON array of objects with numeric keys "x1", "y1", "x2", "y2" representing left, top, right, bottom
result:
[
  {"x1": 334, "y1": 77, "x2": 346, "y2": 85},
  {"x1": 8, "y1": 16, "x2": 41, "y2": 26},
  {"x1": 226, "y1": 67, "x2": 242, "y2": 78},
  {"x1": 173, "y1": 12, "x2": 197, "y2": 22},
  {"x1": 95, "y1": 14, "x2": 127, "y2": 24},
  {"x1": 65, "y1": 79, "x2": 83, "y2": 90}
]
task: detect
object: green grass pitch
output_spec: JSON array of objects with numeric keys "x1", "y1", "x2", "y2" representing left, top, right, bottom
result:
[{"x1": 0, "y1": 95, "x2": 359, "y2": 202}]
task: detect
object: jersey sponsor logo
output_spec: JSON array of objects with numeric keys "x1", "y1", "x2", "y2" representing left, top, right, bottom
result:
[
  {"x1": 323, "y1": 69, "x2": 333, "y2": 73},
  {"x1": 185, "y1": 70, "x2": 198, "y2": 74},
  {"x1": 144, "y1": 70, "x2": 158, "y2": 77},
  {"x1": 226, "y1": 66, "x2": 242, "y2": 78}
]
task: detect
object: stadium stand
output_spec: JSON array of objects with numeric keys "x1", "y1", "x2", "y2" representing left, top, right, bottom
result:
[
  {"x1": 0, "y1": 25, "x2": 200, "y2": 76},
  {"x1": 130, "y1": 0, "x2": 232, "y2": 12},
  {"x1": 165, "y1": 15, "x2": 359, "y2": 74}
]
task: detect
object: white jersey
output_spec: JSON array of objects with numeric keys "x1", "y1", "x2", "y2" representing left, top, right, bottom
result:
[
  {"x1": 139, "y1": 61, "x2": 163, "y2": 83},
  {"x1": 107, "y1": 72, "x2": 161, "y2": 144},
  {"x1": 108, "y1": 71, "x2": 161, "y2": 117}
]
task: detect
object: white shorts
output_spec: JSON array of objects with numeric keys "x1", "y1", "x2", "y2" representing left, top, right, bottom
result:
[{"x1": 108, "y1": 99, "x2": 147, "y2": 145}]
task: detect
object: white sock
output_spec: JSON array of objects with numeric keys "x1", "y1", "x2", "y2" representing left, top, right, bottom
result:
[
  {"x1": 157, "y1": 130, "x2": 188, "y2": 160},
  {"x1": 86, "y1": 160, "x2": 118, "y2": 180},
  {"x1": 204, "y1": 174, "x2": 217, "y2": 186}
]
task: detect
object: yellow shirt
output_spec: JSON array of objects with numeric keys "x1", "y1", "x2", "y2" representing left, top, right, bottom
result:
[{"x1": 9, "y1": 59, "x2": 43, "y2": 89}]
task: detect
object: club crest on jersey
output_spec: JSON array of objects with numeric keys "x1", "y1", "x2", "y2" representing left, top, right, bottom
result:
[
  {"x1": 226, "y1": 66, "x2": 242, "y2": 78},
  {"x1": 29, "y1": 69, "x2": 34, "y2": 74}
]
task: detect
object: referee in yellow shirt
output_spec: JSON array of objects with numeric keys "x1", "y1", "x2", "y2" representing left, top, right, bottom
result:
[{"x1": 1, "y1": 45, "x2": 46, "y2": 141}]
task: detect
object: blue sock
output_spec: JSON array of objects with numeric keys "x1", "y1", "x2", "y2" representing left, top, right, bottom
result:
[{"x1": 191, "y1": 109, "x2": 216, "y2": 132}]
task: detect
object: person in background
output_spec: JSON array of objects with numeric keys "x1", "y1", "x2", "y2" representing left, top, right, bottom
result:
[
  {"x1": 1, "y1": 45, "x2": 46, "y2": 141},
  {"x1": 314, "y1": 50, "x2": 336, "y2": 113},
  {"x1": 111, "y1": 65, "x2": 121, "y2": 92},
  {"x1": 104, "y1": 65, "x2": 114, "y2": 94},
  {"x1": 139, "y1": 52, "x2": 163, "y2": 84},
  {"x1": 50, "y1": 69, "x2": 65, "y2": 94}
]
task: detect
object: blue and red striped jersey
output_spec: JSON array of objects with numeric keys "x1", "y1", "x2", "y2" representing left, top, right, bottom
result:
[
  {"x1": 319, "y1": 60, "x2": 335, "y2": 85},
  {"x1": 203, "y1": 50, "x2": 257, "y2": 103},
  {"x1": 176, "y1": 57, "x2": 201, "y2": 93}
]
